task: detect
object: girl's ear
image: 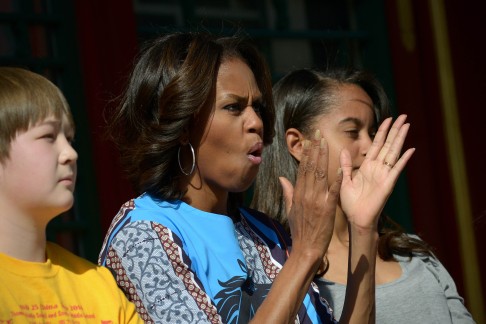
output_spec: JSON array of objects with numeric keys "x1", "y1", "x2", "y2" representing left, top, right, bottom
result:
[{"x1": 285, "y1": 128, "x2": 306, "y2": 162}]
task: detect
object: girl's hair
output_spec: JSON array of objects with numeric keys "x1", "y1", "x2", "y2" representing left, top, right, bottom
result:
[
  {"x1": 0, "y1": 67, "x2": 74, "y2": 163},
  {"x1": 251, "y1": 68, "x2": 433, "y2": 260},
  {"x1": 107, "y1": 32, "x2": 275, "y2": 201}
]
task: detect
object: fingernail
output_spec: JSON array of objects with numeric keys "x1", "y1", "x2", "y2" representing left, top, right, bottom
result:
[{"x1": 314, "y1": 129, "x2": 321, "y2": 140}]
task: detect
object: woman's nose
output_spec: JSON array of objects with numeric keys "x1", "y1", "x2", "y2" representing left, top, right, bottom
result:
[{"x1": 246, "y1": 106, "x2": 264, "y2": 135}]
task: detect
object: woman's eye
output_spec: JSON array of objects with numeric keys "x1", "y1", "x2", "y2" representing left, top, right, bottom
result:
[
  {"x1": 224, "y1": 103, "x2": 241, "y2": 112},
  {"x1": 253, "y1": 102, "x2": 264, "y2": 114}
]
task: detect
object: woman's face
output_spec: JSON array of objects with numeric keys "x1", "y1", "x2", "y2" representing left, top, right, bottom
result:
[
  {"x1": 192, "y1": 58, "x2": 264, "y2": 196},
  {"x1": 312, "y1": 84, "x2": 376, "y2": 186}
]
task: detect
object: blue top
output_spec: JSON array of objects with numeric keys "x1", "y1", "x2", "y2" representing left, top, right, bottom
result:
[{"x1": 99, "y1": 193, "x2": 336, "y2": 323}]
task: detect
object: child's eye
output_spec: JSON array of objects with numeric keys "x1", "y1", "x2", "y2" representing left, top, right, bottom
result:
[
  {"x1": 369, "y1": 130, "x2": 377, "y2": 140},
  {"x1": 345, "y1": 130, "x2": 359, "y2": 139},
  {"x1": 41, "y1": 133, "x2": 56, "y2": 141}
]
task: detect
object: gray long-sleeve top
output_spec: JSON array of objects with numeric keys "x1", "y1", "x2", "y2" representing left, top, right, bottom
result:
[{"x1": 316, "y1": 254, "x2": 475, "y2": 323}]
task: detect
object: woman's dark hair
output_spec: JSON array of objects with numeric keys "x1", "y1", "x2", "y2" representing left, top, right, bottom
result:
[
  {"x1": 251, "y1": 68, "x2": 433, "y2": 260},
  {"x1": 107, "y1": 32, "x2": 275, "y2": 201}
]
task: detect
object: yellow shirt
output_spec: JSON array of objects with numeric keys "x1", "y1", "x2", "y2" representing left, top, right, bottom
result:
[{"x1": 0, "y1": 242, "x2": 143, "y2": 323}]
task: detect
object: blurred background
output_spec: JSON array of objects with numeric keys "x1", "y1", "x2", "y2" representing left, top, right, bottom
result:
[{"x1": 1, "y1": 0, "x2": 484, "y2": 321}]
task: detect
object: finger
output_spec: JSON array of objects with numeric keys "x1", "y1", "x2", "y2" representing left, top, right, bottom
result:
[
  {"x1": 387, "y1": 147, "x2": 415, "y2": 178},
  {"x1": 383, "y1": 123, "x2": 410, "y2": 168},
  {"x1": 305, "y1": 130, "x2": 321, "y2": 187},
  {"x1": 294, "y1": 139, "x2": 311, "y2": 195},
  {"x1": 339, "y1": 149, "x2": 353, "y2": 182},
  {"x1": 328, "y1": 166, "x2": 343, "y2": 203},
  {"x1": 365, "y1": 117, "x2": 392, "y2": 161},
  {"x1": 376, "y1": 115, "x2": 407, "y2": 162},
  {"x1": 279, "y1": 176, "x2": 294, "y2": 216},
  {"x1": 314, "y1": 137, "x2": 329, "y2": 185}
]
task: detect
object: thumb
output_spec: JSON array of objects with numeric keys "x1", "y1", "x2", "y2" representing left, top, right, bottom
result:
[
  {"x1": 279, "y1": 176, "x2": 294, "y2": 216},
  {"x1": 340, "y1": 148, "x2": 353, "y2": 181}
]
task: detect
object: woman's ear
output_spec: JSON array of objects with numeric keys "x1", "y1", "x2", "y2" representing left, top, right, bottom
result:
[
  {"x1": 285, "y1": 128, "x2": 306, "y2": 162},
  {"x1": 180, "y1": 127, "x2": 190, "y2": 145}
]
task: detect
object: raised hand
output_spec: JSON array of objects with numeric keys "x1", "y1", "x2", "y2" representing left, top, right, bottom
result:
[
  {"x1": 280, "y1": 130, "x2": 343, "y2": 257},
  {"x1": 339, "y1": 114, "x2": 415, "y2": 230}
]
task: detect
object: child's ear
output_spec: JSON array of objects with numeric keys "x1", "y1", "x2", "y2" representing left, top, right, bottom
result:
[{"x1": 285, "y1": 128, "x2": 306, "y2": 162}]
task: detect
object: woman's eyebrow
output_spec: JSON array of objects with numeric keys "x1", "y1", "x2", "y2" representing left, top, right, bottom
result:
[{"x1": 218, "y1": 93, "x2": 263, "y2": 103}]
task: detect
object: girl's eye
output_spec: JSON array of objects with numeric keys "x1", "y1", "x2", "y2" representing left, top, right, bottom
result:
[{"x1": 345, "y1": 130, "x2": 359, "y2": 139}]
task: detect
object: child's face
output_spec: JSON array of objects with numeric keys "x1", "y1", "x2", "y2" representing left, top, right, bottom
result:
[
  {"x1": 310, "y1": 84, "x2": 376, "y2": 187},
  {"x1": 0, "y1": 114, "x2": 77, "y2": 222}
]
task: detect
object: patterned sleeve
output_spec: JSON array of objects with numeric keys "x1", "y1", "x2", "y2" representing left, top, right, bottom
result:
[
  {"x1": 419, "y1": 255, "x2": 476, "y2": 323},
  {"x1": 102, "y1": 219, "x2": 222, "y2": 324}
]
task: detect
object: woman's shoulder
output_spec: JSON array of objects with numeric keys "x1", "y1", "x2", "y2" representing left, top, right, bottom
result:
[
  {"x1": 238, "y1": 207, "x2": 291, "y2": 244},
  {"x1": 239, "y1": 207, "x2": 286, "y2": 229}
]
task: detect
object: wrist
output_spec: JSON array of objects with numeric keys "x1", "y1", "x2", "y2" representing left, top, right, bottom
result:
[
  {"x1": 288, "y1": 245, "x2": 323, "y2": 269},
  {"x1": 348, "y1": 222, "x2": 379, "y2": 236}
]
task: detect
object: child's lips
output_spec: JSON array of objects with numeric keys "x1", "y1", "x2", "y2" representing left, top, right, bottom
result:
[{"x1": 59, "y1": 174, "x2": 75, "y2": 186}]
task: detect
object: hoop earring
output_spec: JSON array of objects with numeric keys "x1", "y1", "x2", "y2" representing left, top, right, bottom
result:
[{"x1": 178, "y1": 142, "x2": 195, "y2": 176}]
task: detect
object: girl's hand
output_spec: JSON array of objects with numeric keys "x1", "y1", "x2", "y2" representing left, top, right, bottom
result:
[{"x1": 340, "y1": 114, "x2": 415, "y2": 231}]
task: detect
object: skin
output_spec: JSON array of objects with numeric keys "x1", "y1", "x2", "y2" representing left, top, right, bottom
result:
[
  {"x1": 284, "y1": 84, "x2": 415, "y2": 321},
  {"x1": 182, "y1": 59, "x2": 414, "y2": 323},
  {"x1": 184, "y1": 58, "x2": 265, "y2": 215},
  {"x1": 286, "y1": 84, "x2": 405, "y2": 286},
  {"x1": 0, "y1": 115, "x2": 77, "y2": 262}
]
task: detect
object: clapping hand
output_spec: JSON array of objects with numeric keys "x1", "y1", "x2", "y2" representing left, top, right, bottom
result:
[
  {"x1": 279, "y1": 130, "x2": 343, "y2": 257},
  {"x1": 339, "y1": 114, "x2": 415, "y2": 231}
]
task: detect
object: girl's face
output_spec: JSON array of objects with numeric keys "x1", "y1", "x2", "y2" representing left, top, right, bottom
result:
[
  {"x1": 0, "y1": 114, "x2": 77, "y2": 223},
  {"x1": 287, "y1": 84, "x2": 376, "y2": 187},
  {"x1": 314, "y1": 84, "x2": 376, "y2": 185},
  {"x1": 191, "y1": 58, "x2": 264, "y2": 198}
]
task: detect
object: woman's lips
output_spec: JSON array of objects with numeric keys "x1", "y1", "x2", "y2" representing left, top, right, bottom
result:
[{"x1": 248, "y1": 142, "x2": 263, "y2": 165}]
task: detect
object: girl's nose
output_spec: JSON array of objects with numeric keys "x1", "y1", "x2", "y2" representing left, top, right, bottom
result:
[{"x1": 361, "y1": 133, "x2": 373, "y2": 156}]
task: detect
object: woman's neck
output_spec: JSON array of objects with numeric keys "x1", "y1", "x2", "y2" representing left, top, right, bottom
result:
[{"x1": 184, "y1": 184, "x2": 229, "y2": 215}]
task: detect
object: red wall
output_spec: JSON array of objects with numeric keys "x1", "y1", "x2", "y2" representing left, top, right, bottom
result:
[
  {"x1": 74, "y1": 0, "x2": 138, "y2": 232},
  {"x1": 386, "y1": 0, "x2": 486, "y2": 313}
]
